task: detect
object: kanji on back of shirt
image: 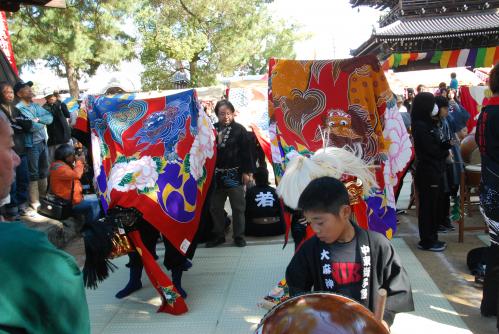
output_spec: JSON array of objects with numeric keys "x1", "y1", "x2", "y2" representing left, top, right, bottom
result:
[{"x1": 255, "y1": 191, "x2": 275, "y2": 207}]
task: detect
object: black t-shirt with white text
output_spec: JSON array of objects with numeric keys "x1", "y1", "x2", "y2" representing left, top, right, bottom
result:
[{"x1": 328, "y1": 238, "x2": 362, "y2": 301}]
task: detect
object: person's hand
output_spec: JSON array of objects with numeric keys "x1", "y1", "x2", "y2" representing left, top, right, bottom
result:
[
  {"x1": 242, "y1": 173, "x2": 252, "y2": 186},
  {"x1": 76, "y1": 154, "x2": 86, "y2": 163},
  {"x1": 33, "y1": 118, "x2": 40, "y2": 123},
  {"x1": 381, "y1": 320, "x2": 390, "y2": 331}
]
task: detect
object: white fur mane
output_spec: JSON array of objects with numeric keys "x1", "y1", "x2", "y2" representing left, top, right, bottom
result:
[{"x1": 276, "y1": 147, "x2": 377, "y2": 209}]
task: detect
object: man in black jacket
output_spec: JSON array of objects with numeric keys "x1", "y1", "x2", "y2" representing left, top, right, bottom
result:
[
  {"x1": 206, "y1": 100, "x2": 255, "y2": 248},
  {"x1": 43, "y1": 93, "x2": 71, "y2": 162},
  {"x1": 0, "y1": 81, "x2": 32, "y2": 218}
]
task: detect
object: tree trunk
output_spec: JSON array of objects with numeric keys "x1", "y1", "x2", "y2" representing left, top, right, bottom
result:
[
  {"x1": 189, "y1": 60, "x2": 197, "y2": 87},
  {"x1": 65, "y1": 62, "x2": 80, "y2": 98}
]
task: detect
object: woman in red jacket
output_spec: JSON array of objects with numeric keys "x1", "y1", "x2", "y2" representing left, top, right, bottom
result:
[{"x1": 49, "y1": 144, "x2": 102, "y2": 225}]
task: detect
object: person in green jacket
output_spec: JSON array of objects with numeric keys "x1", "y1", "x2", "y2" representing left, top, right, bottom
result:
[{"x1": 0, "y1": 111, "x2": 90, "y2": 334}]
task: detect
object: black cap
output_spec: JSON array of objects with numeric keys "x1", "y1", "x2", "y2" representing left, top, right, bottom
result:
[{"x1": 13, "y1": 80, "x2": 33, "y2": 95}]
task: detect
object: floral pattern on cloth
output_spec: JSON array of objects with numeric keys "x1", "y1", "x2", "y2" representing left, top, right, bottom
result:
[
  {"x1": 381, "y1": 98, "x2": 413, "y2": 207},
  {"x1": 79, "y1": 89, "x2": 217, "y2": 252},
  {"x1": 268, "y1": 56, "x2": 412, "y2": 238},
  {"x1": 107, "y1": 155, "x2": 161, "y2": 195},
  {"x1": 188, "y1": 111, "x2": 216, "y2": 180}
]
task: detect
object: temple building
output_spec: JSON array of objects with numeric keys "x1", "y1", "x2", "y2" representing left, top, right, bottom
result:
[{"x1": 350, "y1": 0, "x2": 499, "y2": 71}]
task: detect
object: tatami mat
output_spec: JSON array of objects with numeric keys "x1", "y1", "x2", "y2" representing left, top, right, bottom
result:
[
  {"x1": 390, "y1": 238, "x2": 471, "y2": 334},
  {"x1": 86, "y1": 238, "x2": 471, "y2": 334}
]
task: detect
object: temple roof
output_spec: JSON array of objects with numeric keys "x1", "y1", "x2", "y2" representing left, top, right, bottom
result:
[
  {"x1": 350, "y1": 0, "x2": 397, "y2": 9},
  {"x1": 351, "y1": 9, "x2": 499, "y2": 56},
  {"x1": 376, "y1": 10, "x2": 499, "y2": 40}
]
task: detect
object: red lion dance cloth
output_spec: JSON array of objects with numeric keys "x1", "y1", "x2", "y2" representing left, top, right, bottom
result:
[
  {"x1": 268, "y1": 55, "x2": 412, "y2": 239},
  {"x1": 75, "y1": 90, "x2": 216, "y2": 314}
]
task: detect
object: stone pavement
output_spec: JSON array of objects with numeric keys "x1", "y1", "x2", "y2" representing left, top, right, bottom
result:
[
  {"x1": 85, "y1": 237, "x2": 481, "y2": 334},
  {"x1": 74, "y1": 175, "x2": 498, "y2": 334}
]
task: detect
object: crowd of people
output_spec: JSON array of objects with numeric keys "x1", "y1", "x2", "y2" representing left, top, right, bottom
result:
[
  {"x1": 0, "y1": 80, "x2": 79, "y2": 221},
  {"x1": 0, "y1": 64, "x2": 498, "y2": 332},
  {"x1": 395, "y1": 72, "x2": 471, "y2": 252}
]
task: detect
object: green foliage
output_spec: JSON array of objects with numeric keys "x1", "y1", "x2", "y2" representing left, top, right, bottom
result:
[
  {"x1": 197, "y1": 166, "x2": 207, "y2": 187},
  {"x1": 8, "y1": 0, "x2": 137, "y2": 96},
  {"x1": 115, "y1": 155, "x2": 129, "y2": 164},
  {"x1": 152, "y1": 156, "x2": 166, "y2": 174},
  {"x1": 183, "y1": 154, "x2": 191, "y2": 174},
  {"x1": 118, "y1": 172, "x2": 134, "y2": 187},
  {"x1": 136, "y1": 0, "x2": 300, "y2": 90}
]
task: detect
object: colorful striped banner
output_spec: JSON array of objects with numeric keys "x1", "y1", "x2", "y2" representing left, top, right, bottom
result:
[
  {"x1": 484, "y1": 47, "x2": 496, "y2": 68},
  {"x1": 440, "y1": 50, "x2": 452, "y2": 68},
  {"x1": 393, "y1": 53, "x2": 402, "y2": 68},
  {"x1": 476, "y1": 48, "x2": 486, "y2": 67},
  {"x1": 388, "y1": 54, "x2": 394, "y2": 68},
  {"x1": 431, "y1": 51, "x2": 442, "y2": 64},
  {"x1": 399, "y1": 53, "x2": 411, "y2": 66},
  {"x1": 416, "y1": 52, "x2": 427, "y2": 60},
  {"x1": 457, "y1": 49, "x2": 470, "y2": 67},
  {"x1": 495, "y1": 47, "x2": 499, "y2": 65},
  {"x1": 448, "y1": 50, "x2": 460, "y2": 67},
  {"x1": 466, "y1": 48, "x2": 478, "y2": 67},
  {"x1": 382, "y1": 46, "x2": 499, "y2": 70}
]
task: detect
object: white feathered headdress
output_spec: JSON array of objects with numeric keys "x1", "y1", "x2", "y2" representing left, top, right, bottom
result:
[{"x1": 276, "y1": 147, "x2": 377, "y2": 209}]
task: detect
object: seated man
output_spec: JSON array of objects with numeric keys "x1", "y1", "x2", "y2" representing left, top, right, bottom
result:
[
  {"x1": 245, "y1": 167, "x2": 284, "y2": 237},
  {"x1": 49, "y1": 144, "x2": 102, "y2": 225},
  {"x1": 286, "y1": 176, "x2": 414, "y2": 327}
]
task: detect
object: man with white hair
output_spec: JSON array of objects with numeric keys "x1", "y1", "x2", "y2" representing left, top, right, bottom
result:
[{"x1": 0, "y1": 112, "x2": 90, "y2": 333}]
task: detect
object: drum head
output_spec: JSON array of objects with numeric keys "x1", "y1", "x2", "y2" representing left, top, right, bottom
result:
[{"x1": 256, "y1": 292, "x2": 389, "y2": 334}]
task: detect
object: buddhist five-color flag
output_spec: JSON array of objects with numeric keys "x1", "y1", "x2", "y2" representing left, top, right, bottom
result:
[{"x1": 383, "y1": 47, "x2": 499, "y2": 70}]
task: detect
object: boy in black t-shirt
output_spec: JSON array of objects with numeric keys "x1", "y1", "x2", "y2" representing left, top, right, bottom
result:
[{"x1": 286, "y1": 177, "x2": 414, "y2": 327}]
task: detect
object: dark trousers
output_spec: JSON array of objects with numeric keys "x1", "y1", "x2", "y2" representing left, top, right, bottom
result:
[
  {"x1": 209, "y1": 185, "x2": 246, "y2": 239},
  {"x1": 481, "y1": 244, "x2": 499, "y2": 329},
  {"x1": 5, "y1": 155, "x2": 29, "y2": 215},
  {"x1": 416, "y1": 172, "x2": 444, "y2": 248},
  {"x1": 128, "y1": 219, "x2": 197, "y2": 271}
]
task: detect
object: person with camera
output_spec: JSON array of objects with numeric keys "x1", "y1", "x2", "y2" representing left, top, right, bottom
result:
[
  {"x1": 43, "y1": 93, "x2": 72, "y2": 162},
  {"x1": 48, "y1": 144, "x2": 102, "y2": 225}
]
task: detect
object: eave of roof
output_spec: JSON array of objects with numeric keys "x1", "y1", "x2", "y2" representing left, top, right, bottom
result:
[{"x1": 375, "y1": 10, "x2": 499, "y2": 39}]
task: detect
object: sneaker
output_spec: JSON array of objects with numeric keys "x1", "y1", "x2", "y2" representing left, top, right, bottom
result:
[
  {"x1": 234, "y1": 237, "x2": 247, "y2": 247},
  {"x1": 443, "y1": 224, "x2": 456, "y2": 232},
  {"x1": 205, "y1": 237, "x2": 225, "y2": 248},
  {"x1": 437, "y1": 225, "x2": 449, "y2": 233},
  {"x1": 417, "y1": 241, "x2": 447, "y2": 252},
  {"x1": 396, "y1": 209, "x2": 406, "y2": 215}
]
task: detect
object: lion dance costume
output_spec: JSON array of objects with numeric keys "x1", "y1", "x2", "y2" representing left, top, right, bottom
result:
[
  {"x1": 74, "y1": 90, "x2": 216, "y2": 315},
  {"x1": 260, "y1": 55, "x2": 412, "y2": 308}
]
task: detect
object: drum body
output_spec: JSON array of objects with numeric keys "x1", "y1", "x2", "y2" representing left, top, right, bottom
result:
[
  {"x1": 256, "y1": 292, "x2": 389, "y2": 334},
  {"x1": 461, "y1": 134, "x2": 481, "y2": 165}
]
